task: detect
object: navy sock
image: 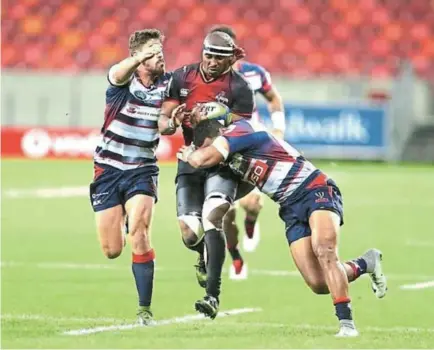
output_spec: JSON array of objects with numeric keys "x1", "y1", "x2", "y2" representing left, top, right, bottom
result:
[
  {"x1": 132, "y1": 250, "x2": 155, "y2": 307},
  {"x1": 348, "y1": 257, "x2": 368, "y2": 278},
  {"x1": 204, "y1": 229, "x2": 226, "y2": 298},
  {"x1": 334, "y1": 298, "x2": 353, "y2": 321}
]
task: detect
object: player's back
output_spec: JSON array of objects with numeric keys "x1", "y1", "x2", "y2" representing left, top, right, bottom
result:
[
  {"x1": 95, "y1": 72, "x2": 172, "y2": 170},
  {"x1": 221, "y1": 120, "x2": 320, "y2": 203},
  {"x1": 165, "y1": 63, "x2": 253, "y2": 145}
]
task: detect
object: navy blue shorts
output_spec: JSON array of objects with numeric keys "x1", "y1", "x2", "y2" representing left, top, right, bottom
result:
[
  {"x1": 279, "y1": 181, "x2": 344, "y2": 245},
  {"x1": 89, "y1": 163, "x2": 159, "y2": 212}
]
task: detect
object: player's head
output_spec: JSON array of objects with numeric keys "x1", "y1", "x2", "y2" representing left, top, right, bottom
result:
[
  {"x1": 193, "y1": 119, "x2": 224, "y2": 148},
  {"x1": 201, "y1": 31, "x2": 236, "y2": 78},
  {"x1": 129, "y1": 29, "x2": 165, "y2": 75},
  {"x1": 209, "y1": 25, "x2": 237, "y2": 41}
]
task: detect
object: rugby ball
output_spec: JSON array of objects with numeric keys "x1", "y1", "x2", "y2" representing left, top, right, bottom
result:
[{"x1": 200, "y1": 102, "x2": 232, "y2": 126}]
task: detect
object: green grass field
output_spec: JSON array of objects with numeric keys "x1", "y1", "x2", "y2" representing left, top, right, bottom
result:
[{"x1": 2, "y1": 159, "x2": 434, "y2": 349}]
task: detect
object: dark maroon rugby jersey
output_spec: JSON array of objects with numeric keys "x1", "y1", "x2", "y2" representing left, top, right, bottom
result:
[{"x1": 165, "y1": 62, "x2": 254, "y2": 145}]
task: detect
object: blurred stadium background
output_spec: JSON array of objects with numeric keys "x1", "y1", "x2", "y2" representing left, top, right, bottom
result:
[{"x1": 2, "y1": 0, "x2": 434, "y2": 348}]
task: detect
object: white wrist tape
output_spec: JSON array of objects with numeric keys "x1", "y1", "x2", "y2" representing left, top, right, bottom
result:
[
  {"x1": 271, "y1": 111, "x2": 286, "y2": 132},
  {"x1": 212, "y1": 137, "x2": 229, "y2": 160}
]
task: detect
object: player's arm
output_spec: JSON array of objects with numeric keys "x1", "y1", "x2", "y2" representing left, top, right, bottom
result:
[
  {"x1": 180, "y1": 137, "x2": 229, "y2": 169},
  {"x1": 109, "y1": 44, "x2": 162, "y2": 86},
  {"x1": 159, "y1": 71, "x2": 187, "y2": 135},
  {"x1": 258, "y1": 69, "x2": 286, "y2": 138}
]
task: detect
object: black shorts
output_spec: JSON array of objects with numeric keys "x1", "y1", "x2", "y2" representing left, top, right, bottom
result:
[{"x1": 176, "y1": 161, "x2": 240, "y2": 217}]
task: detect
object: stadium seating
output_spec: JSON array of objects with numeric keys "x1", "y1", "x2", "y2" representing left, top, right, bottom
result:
[{"x1": 2, "y1": 0, "x2": 433, "y2": 77}]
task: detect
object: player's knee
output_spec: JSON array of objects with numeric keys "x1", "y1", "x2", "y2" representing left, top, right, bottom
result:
[
  {"x1": 240, "y1": 193, "x2": 263, "y2": 214},
  {"x1": 101, "y1": 244, "x2": 122, "y2": 259},
  {"x1": 307, "y1": 279, "x2": 330, "y2": 295},
  {"x1": 223, "y1": 207, "x2": 236, "y2": 225},
  {"x1": 312, "y1": 239, "x2": 338, "y2": 265},
  {"x1": 178, "y1": 216, "x2": 203, "y2": 247},
  {"x1": 202, "y1": 193, "x2": 231, "y2": 230}
]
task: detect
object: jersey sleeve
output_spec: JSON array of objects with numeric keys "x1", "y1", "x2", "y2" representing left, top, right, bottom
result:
[
  {"x1": 230, "y1": 76, "x2": 254, "y2": 118},
  {"x1": 258, "y1": 67, "x2": 272, "y2": 95},
  {"x1": 221, "y1": 122, "x2": 268, "y2": 154},
  {"x1": 164, "y1": 67, "x2": 185, "y2": 102},
  {"x1": 107, "y1": 64, "x2": 133, "y2": 87}
]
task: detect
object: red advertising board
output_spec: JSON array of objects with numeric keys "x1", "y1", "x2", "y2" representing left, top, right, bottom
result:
[{"x1": 1, "y1": 127, "x2": 184, "y2": 161}]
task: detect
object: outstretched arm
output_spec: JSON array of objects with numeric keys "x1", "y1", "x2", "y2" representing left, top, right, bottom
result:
[{"x1": 262, "y1": 87, "x2": 285, "y2": 139}]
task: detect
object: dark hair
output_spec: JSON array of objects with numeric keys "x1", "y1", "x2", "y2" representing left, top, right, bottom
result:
[
  {"x1": 209, "y1": 25, "x2": 237, "y2": 40},
  {"x1": 193, "y1": 119, "x2": 223, "y2": 147},
  {"x1": 129, "y1": 29, "x2": 164, "y2": 54}
]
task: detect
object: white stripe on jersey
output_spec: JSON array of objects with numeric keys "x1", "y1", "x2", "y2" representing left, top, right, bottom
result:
[
  {"x1": 101, "y1": 139, "x2": 156, "y2": 158},
  {"x1": 261, "y1": 161, "x2": 294, "y2": 197},
  {"x1": 94, "y1": 156, "x2": 149, "y2": 170},
  {"x1": 280, "y1": 161, "x2": 316, "y2": 202},
  {"x1": 108, "y1": 120, "x2": 158, "y2": 142},
  {"x1": 120, "y1": 102, "x2": 160, "y2": 120}
]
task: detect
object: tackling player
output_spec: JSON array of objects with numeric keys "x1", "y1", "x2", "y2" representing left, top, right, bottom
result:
[
  {"x1": 89, "y1": 29, "x2": 170, "y2": 325},
  {"x1": 209, "y1": 25, "x2": 286, "y2": 279},
  {"x1": 178, "y1": 119, "x2": 388, "y2": 337},
  {"x1": 158, "y1": 31, "x2": 254, "y2": 319}
]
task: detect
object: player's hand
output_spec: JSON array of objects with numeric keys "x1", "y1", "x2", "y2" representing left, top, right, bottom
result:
[
  {"x1": 231, "y1": 46, "x2": 246, "y2": 64},
  {"x1": 176, "y1": 144, "x2": 196, "y2": 162},
  {"x1": 190, "y1": 103, "x2": 205, "y2": 127},
  {"x1": 133, "y1": 43, "x2": 162, "y2": 63},
  {"x1": 171, "y1": 103, "x2": 187, "y2": 127}
]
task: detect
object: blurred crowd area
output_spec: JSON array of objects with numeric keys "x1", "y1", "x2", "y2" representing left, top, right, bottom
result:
[{"x1": 2, "y1": 0, "x2": 434, "y2": 79}]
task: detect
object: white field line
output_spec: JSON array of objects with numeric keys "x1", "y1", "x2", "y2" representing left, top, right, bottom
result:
[
  {"x1": 400, "y1": 280, "x2": 434, "y2": 290},
  {"x1": 63, "y1": 307, "x2": 262, "y2": 336},
  {"x1": 4, "y1": 186, "x2": 434, "y2": 206},
  {"x1": 4, "y1": 186, "x2": 88, "y2": 199},
  {"x1": 406, "y1": 240, "x2": 434, "y2": 248},
  {"x1": 2, "y1": 261, "x2": 434, "y2": 281}
]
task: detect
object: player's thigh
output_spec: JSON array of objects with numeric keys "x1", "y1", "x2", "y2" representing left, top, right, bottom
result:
[
  {"x1": 280, "y1": 201, "x2": 327, "y2": 293},
  {"x1": 204, "y1": 167, "x2": 238, "y2": 202},
  {"x1": 309, "y1": 210, "x2": 341, "y2": 253},
  {"x1": 90, "y1": 165, "x2": 124, "y2": 254},
  {"x1": 122, "y1": 166, "x2": 159, "y2": 239},
  {"x1": 290, "y1": 235, "x2": 328, "y2": 294},
  {"x1": 176, "y1": 173, "x2": 205, "y2": 239}
]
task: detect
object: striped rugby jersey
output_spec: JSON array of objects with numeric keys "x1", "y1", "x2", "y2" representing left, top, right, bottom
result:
[
  {"x1": 218, "y1": 119, "x2": 321, "y2": 204},
  {"x1": 94, "y1": 69, "x2": 172, "y2": 170}
]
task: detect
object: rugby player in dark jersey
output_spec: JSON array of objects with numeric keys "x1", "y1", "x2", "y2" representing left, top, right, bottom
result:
[{"x1": 158, "y1": 31, "x2": 254, "y2": 318}]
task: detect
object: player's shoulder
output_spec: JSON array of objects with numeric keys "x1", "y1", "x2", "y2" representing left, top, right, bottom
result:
[
  {"x1": 226, "y1": 119, "x2": 255, "y2": 134},
  {"x1": 230, "y1": 68, "x2": 252, "y2": 90},
  {"x1": 238, "y1": 61, "x2": 268, "y2": 76},
  {"x1": 157, "y1": 71, "x2": 173, "y2": 84},
  {"x1": 173, "y1": 63, "x2": 200, "y2": 76}
]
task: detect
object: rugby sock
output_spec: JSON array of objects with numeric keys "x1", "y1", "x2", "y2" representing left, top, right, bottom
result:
[
  {"x1": 346, "y1": 257, "x2": 368, "y2": 279},
  {"x1": 132, "y1": 249, "x2": 155, "y2": 307},
  {"x1": 227, "y1": 245, "x2": 242, "y2": 262},
  {"x1": 334, "y1": 297, "x2": 353, "y2": 321},
  {"x1": 204, "y1": 229, "x2": 226, "y2": 298},
  {"x1": 244, "y1": 214, "x2": 257, "y2": 239}
]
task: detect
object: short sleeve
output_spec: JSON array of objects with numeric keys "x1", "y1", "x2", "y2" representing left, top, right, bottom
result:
[
  {"x1": 258, "y1": 67, "x2": 272, "y2": 95},
  {"x1": 164, "y1": 68, "x2": 185, "y2": 102},
  {"x1": 231, "y1": 76, "x2": 254, "y2": 118}
]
